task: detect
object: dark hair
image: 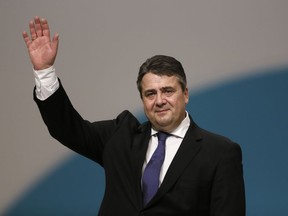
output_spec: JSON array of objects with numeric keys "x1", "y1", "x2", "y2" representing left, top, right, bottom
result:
[{"x1": 137, "y1": 55, "x2": 187, "y2": 97}]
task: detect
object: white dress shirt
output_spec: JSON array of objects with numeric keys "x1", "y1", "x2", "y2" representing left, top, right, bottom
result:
[
  {"x1": 142, "y1": 113, "x2": 190, "y2": 186},
  {"x1": 33, "y1": 65, "x2": 59, "y2": 100}
]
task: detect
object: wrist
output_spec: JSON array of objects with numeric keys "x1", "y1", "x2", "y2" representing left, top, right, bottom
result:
[
  {"x1": 34, "y1": 65, "x2": 55, "y2": 73},
  {"x1": 34, "y1": 65, "x2": 54, "y2": 71}
]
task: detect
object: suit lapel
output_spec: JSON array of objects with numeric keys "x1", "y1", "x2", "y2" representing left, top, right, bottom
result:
[
  {"x1": 148, "y1": 120, "x2": 203, "y2": 205},
  {"x1": 130, "y1": 122, "x2": 151, "y2": 209}
]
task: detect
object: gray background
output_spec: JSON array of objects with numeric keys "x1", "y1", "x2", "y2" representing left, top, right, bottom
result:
[{"x1": 1, "y1": 0, "x2": 288, "y2": 214}]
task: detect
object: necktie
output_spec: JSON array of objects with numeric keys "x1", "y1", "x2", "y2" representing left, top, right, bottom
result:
[{"x1": 142, "y1": 132, "x2": 170, "y2": 205}]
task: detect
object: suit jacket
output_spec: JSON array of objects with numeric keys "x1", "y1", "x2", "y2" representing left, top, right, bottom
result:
[{"x1": 34, "y1": 81, "x2": 245, "y2": 216}]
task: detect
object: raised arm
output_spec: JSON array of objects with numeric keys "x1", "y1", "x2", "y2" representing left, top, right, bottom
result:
[{"x1": 22, "y1": 16, "x2": 59, "y2": 70}]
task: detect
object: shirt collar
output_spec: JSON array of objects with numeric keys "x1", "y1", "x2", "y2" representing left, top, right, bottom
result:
[{"x1": 151, "y1": 111, "x2": 190, "y2": 138}]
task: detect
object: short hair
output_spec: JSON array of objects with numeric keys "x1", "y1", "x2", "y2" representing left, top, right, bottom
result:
[{"x1": 137, "y1": 55, "x2": 187, "y2": 97}]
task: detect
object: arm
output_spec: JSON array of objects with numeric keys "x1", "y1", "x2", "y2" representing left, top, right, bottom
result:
[
  {"x1": 23, "y1": 17, "x2": 109, "y2": 164},
  {"x1": 210, "y1": 143, "x2": 246, "y2": 216},
  {"x1": 34, "y1": 82, "x2": 116, "y2": 165}
]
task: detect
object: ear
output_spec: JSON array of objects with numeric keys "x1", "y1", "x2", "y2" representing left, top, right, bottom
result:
[{"x1": 184, "y1": 87, "x2": 189, "y2": 104}]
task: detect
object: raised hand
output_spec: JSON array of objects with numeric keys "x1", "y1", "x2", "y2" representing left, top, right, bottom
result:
[{"x1": 22, "y1": 16, "x2": 59, "y2": 70}]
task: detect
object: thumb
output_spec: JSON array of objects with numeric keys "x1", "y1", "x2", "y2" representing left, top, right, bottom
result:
[{"x1": 52, "y1": 33, "x2": 59, "y2": 52}]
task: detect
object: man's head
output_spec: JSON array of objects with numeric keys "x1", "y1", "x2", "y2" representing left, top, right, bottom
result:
[{"x1": 137, "y1": 55, "x2": 189, "y2": 132}]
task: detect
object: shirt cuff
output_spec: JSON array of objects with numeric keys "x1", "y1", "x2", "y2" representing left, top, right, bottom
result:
[{"x1": 34, "y1": 65, "x2": 60, "y2": 101}]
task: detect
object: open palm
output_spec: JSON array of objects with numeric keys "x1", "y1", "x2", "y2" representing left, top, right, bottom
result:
[{"x1": 23, "y1": 17, "x2": 59, "y2": 70}]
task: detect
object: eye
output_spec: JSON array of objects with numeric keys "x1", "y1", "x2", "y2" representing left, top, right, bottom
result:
[
  {"x1": 163, "y1": 88, "x2": 175, "y2": 96},
  {"x1": 144, "y1": 90, "x2": 156, "y2": 99}
]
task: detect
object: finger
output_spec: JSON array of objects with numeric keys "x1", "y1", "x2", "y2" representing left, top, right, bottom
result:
[
  {"x1": 29, "y1": 20, "x2": 37, "y2": 41},
  {"x1": 34, "y1": 16, "x2": 43, "y2": 37},
  {"x1": 22, "y1": 31, "x2": 32, "y2": 48},
  {"x1": 41, "y1": 18, "x2": 51, "y2": 40}
]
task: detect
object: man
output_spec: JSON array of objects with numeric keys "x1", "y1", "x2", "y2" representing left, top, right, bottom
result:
[{"x1": 23, "y1": 17, "x2": 245, "y2": 215}]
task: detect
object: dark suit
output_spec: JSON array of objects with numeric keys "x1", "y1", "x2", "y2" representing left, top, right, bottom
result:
[{"x1": 34, "y1": 81, "x2": 245, "y2": 216}]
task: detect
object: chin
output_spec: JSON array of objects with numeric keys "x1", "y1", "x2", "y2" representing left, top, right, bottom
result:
[{"x1": 155, "y1": 120, "x2": 171, "y2": 129}]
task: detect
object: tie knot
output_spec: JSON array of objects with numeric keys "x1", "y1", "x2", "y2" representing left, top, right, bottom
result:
[{"x1": 157, "y1": 132, "x2": 170, "y2": 141}]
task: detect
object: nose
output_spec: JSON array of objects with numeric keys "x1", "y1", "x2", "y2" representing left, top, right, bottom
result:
[{"x1": 156, "y1": 93, "x2": 166, "y2": 105}]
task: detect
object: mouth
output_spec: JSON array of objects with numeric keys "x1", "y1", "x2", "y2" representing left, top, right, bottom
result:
[{"x1": 155, "y1": 109, "x2": 169, "y2": 114}]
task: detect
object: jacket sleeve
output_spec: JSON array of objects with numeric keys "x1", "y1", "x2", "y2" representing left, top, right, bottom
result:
[
  {"x1": 33, "y1": 79, "x2": 128, "y2": 166},
  {"x1": 210, "y1": 142, "x2": 246, "y2": 216}
]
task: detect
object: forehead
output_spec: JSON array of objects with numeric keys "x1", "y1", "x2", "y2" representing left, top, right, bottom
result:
[{"x1": 141, "y1": 73, "x2": 180, "y2": 90}]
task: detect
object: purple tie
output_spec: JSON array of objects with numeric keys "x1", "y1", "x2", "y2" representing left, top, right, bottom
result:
[{"x1": 142, "y1": 132, "x2": 170, "y2": 205}]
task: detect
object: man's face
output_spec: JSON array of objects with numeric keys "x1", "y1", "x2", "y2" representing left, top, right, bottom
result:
[{"x1": 141, "y1": 72, "x2": 189, "y2": 132}]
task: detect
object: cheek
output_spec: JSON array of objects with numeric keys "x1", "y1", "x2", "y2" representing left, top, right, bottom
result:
[
  {"x1": 172, "y1": 98, "x2": 186, "y2": 110},
  {"x1": 143, "y1": 100, "x2": 154, "y2": 112}
]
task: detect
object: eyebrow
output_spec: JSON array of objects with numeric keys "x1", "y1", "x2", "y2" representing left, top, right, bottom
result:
[
  {"x1": 143, "y1": 89, "x2": 156, "y2": 94},
  {"x1": 161, "y1": 86, "x2": 175, "y2": 91},
  {"x1": 143, "y1": 86, "x2": 175, "y2": 94},
  {"x1": 144, "y1": 86, "x2": 170, "y2": 91}
]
